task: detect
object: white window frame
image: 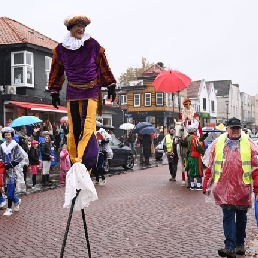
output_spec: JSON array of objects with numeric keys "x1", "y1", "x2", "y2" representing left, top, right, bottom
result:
[
  {"x1": 174, "y1": 95, "x2": 178, "y2": 107},
  {"x1": 45, "y1": 56, "x2": 52, "y2": 90},
  {"x1": 156, "y1": 93, "x2": 163, "y2": 106},
  {"x1": 11, "y1": 51, "x2": 34, "y2": 87},
  {"x1": 120, "y1": 95, "x2": 127, "y2": 105},
  {"x1": 134, "y1": 94, "x2": 140, "y2": 107},
  {"x1": 166, "y1": 93, "x2": 173, "y2": 107},
  {"x1": 145, "y1": 93, "x2": 151, "y2": 106}
]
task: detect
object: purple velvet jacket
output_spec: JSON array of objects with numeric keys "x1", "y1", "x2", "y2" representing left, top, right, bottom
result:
[{"x1": 48, "y1": 37, "x2": 116, "y2": 101}]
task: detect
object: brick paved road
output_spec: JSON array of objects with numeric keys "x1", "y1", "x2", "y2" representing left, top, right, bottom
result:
[{"x1": 0, "y1": 164, "x2": 257, "y2": 257}]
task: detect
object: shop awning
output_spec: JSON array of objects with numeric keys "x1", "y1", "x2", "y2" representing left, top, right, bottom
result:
[{"x1": 9, "y1": 101, "x2": 67, "y2": 114}]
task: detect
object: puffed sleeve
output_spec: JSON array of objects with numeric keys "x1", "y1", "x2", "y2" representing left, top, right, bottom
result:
[{"x1": 96, "y1": 46, "x2": 116, "y2": 88}]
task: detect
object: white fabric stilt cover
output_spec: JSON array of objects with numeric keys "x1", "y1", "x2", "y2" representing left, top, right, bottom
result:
[{"x1": 63, "y1": 162, "x2": 98, "y2": 210}]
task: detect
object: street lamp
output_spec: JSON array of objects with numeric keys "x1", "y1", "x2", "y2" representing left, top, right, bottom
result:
[{"x1": 225, "y1": 100, "x2": 229, "y2": 123}]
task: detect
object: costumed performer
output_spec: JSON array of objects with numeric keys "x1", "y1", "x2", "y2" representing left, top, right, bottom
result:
[
  {"x1": 48, "y1": 14, "x2": 116, "y2": 172},
  {"x1": 185, "y1": 123, "x2": 208, "y2": 190},
  {"x1": 0, "y1": 127, "x2": 25, "y2": 216},
  {"x1": 178, "y1": 98, "x2": 202, "y2": 137}
]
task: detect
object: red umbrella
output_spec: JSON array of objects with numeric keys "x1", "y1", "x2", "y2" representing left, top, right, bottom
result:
[
  {"x1": 152, "y1": 70, "x2": 191, "y2": 93},
  {"x1": 60, "y1": 116, "x2": 68, "y2": 123}
]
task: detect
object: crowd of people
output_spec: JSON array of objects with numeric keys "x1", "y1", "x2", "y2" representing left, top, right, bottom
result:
[{"x1": 0, "y1": 119, "x2": 71, "y2": 215}]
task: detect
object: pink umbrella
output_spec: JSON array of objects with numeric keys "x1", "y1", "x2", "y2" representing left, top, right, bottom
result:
[
  {"x1": 60, "y1": 116, "x2": 68, "y2": 123},
  {"x1": 152, "y1": 70, "x2": 191, "y2": 93}
]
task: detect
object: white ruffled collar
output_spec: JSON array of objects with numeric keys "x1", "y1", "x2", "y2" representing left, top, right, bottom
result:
[
  {"x1": 62, "y1": 33, "x2": 91, "y2": 50},
  {"x1": 1, "y1": 140, "x2": 18, "y2": 154}
]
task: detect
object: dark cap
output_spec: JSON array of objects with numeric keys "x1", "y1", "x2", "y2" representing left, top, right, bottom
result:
[{"x1": 227, "y1": 117, "x2": 242, "y2": 128}]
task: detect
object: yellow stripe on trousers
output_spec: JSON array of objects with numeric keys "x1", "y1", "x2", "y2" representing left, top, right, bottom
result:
[{"x1": 67, "y1": 99, "x2": 97, "y2": 163}]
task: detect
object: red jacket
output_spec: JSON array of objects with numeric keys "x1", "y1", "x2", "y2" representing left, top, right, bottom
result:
[{"x1": 0, "y1": 161, "x2": 5, "y2": 187}]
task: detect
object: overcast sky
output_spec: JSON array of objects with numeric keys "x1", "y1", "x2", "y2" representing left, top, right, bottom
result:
[{"x1": 1, "y1": 0, "x2": 258, "y2": 95}]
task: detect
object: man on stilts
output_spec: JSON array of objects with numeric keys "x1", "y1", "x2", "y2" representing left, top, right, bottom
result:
[{"x1": 48, "y1": 14, "x2": 116, "y2": 257}]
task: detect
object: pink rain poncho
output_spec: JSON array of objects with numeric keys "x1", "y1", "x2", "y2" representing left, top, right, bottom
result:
[{"x1": 203, "y1": 133, "x2": 258, "y2": 207}]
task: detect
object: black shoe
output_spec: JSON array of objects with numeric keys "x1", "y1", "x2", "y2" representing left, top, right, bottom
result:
[
  {"x1": 218, "y1": 248, "x2": 236, "y2": 258},
  {"x1": 196, "y1": 186, "x2": 203, "y2": 191},
  {"x1": 236, "y1": 246, "x2": 245, "y2": 255}
]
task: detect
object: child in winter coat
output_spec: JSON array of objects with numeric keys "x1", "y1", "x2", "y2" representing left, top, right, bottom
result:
[
  {"x1": 59, "y1": 144, "x2": 70, "y2": 185},
  {"x1": 28, "y1": 140, "x2": 40, "y2": 189}
]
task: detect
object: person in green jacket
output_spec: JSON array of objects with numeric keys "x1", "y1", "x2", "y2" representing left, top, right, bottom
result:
[{"x1": 185, "y1": 123, "x2": 208, "y2": 190}]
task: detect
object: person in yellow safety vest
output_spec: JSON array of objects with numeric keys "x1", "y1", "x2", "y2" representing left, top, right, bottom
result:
[
  {"x1": 202, "y1": 117, "x2": 258, "y2": 258},
  {"x1": 163, "y1": 126, "x2": 179, "y2": 181}
]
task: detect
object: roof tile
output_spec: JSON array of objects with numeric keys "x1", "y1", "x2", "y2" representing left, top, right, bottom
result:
[
  {"x1": 187, "y1": 80, "x2": 201, "y2": 98},
  {"x1": 206, "y1": 80, "x2": 231, "y2": 96},
  {"x1": 142, "y1": 64, "x2": 165, "y2": 76},
  {"x1": 0, "y1": 17, "x2": 58, "y2": 49}
]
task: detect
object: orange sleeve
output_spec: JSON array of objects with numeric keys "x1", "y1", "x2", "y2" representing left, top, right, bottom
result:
[
  {"x1": 48, "y1": 48, "x2": 65, "y2": 94},
  {"x1": 96, "y1": 47, "x2": 116, "y2": 87}
]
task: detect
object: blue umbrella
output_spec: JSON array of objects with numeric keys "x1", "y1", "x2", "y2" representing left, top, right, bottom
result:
[
  {"x1": 132, "y1": 122, "x2": 152, "y2": 134},
  {"x1": 9, "y1": 116, "x2": 42, "y2": 127},
  {"x1": 140, "y1": 126, "x2": 158, "y2": 134}
]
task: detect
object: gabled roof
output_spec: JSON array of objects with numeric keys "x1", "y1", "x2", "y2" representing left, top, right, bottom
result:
[
  {"x1": 141, "y1": 64, "x2": 164, "y2": 76},
  {"x1": 0, "y1": 17, "x2": 58, "y2": 50},
  {"x1": 187, "y1": 80, "x2": 201, "y2": 98},
  {"x1": 206, "y1": 80, "x2": 231, "y2": 97}
]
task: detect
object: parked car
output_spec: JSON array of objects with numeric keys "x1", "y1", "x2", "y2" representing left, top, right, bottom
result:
[
  {"x1": 204, "y1": 132, "x2": 223, "y2": 150},
  {"x1": 155, "y1": 138, "x2": 165, "y2": 161},
  {"x1": 104, "y1": 135, "x2": 134, "y2": 172}
]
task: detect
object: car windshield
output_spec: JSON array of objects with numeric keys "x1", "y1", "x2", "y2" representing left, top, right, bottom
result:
[{"x1": 205, "y1": 132, "x2": 221, "y2": 142}]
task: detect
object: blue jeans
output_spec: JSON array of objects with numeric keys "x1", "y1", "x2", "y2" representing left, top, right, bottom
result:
[{"x1": 222, "y1": 207, "x2": 247, "y2": 250}]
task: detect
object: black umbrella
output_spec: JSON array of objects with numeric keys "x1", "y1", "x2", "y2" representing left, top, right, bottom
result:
[{"x1": 132, "y1": 122, "x2": 152, "y2": 134}]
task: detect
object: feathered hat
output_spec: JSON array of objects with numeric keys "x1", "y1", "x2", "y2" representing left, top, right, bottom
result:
[
  {"x1": 1, "y1": 127, "x2": 14, "y2": 134},
  {"x1": 64, "y1": 14, "x2": 91, "y2": 31},
  {"x1": 1, "y1": 126, "x2": 15, "y2": 138}
]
